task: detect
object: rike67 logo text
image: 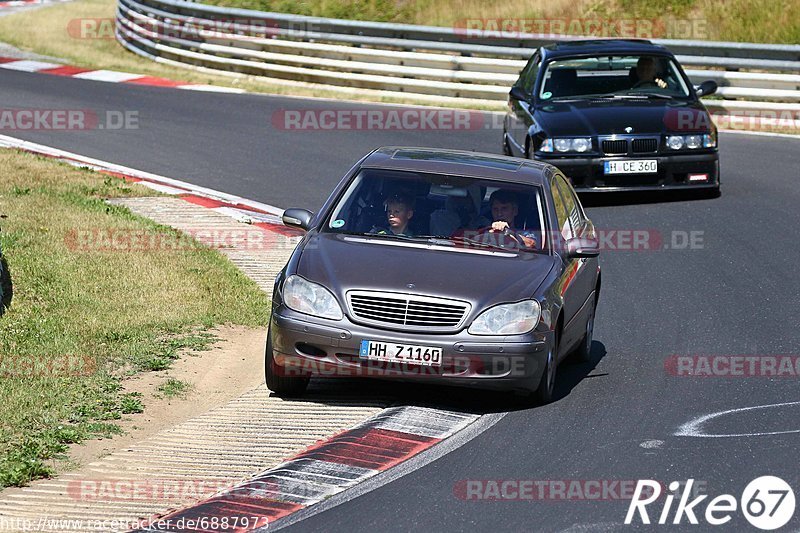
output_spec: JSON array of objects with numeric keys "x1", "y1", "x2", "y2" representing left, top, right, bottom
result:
[{"x1": 626, "y1": 477, "x2": 795, "y2": 530}]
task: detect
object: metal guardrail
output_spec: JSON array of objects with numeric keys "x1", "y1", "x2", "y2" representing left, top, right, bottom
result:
[{"x1": 115, "y1": 0, "x2": 800, "y2": 112}]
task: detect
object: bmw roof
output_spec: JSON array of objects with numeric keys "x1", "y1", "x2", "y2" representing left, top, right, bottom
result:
[{"x1": 541, "y1": 39, "x2": 672, "y2": 59}]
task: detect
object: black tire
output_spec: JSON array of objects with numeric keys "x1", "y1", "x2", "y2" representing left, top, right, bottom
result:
[
  {"x1": 570, "y1": 296, "x2": 596, "y2": 363},
  {"x1": 533, "y1": 330, "x2": 558, "y2": 405},
  {"x1": 0, "y1": 255, "x2": 10, "y2": 314},
  {"x1": 502, "y1": 133, "x2": 512, "y2": 156},
  {"x1": 265, "y1": 327, "x2": 309, "y2": 397}
]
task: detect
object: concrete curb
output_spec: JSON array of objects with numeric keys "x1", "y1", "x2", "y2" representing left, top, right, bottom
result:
[{"x1": 132, "y1": 407, "x2": 481, "y2": 532}]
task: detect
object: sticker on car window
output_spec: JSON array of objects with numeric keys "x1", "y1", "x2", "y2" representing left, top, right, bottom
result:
[
  {"x1": 542, "y1": 91, "x2": 552, "y2": 100},
  {"x1": 331, "y1": 219, "x2": 345, "y2": 228}
]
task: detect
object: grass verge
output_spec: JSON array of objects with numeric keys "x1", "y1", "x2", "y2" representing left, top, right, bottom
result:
[
  {"x1": 0, "y1": 149, "x2": 269, "y2": 487},
  {"x1": 203, "y1": 0, "x2": 799, "y2": 44},
  {"x1": 156, "y1": 378, "x2": 193, "y2": 399}
]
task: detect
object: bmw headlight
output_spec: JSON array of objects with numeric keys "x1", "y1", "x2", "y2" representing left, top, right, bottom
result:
[
  {"x1": 283, "y1": 275, "x2": 343, "y2": 320},
  {"x1": 667, "y1": 135, "x2": 684, "y2": 150},
  {"x1": 554, "y1": 138, "x2": 592, "y2": 153},
  {"x1": 571, "y1": 138, "x2": 591, "y2": 152},
  {"x1": 667, "y1": 133, "x2": 716, "y2": 150},
  {"x1": 554, "y1": 138, "x2": 572, "y2": 152},
  {"x1": 540, "y1": 138, "x2": 554, "y2": 152},
  {"x1": 468, "y1": 300, "x2": 542, "y2": 336}
]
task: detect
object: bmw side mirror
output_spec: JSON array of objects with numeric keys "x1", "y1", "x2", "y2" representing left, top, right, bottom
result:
[
  {"x1": 282, "y1": 208, "x2": 314, "y2": 231},
  {"x1": 566, "y1": 237, "x2": 600, "y2": 258},
  {"x1": 695, "y1": 80, "x2": 718, "y2": 97},
  {"x1": 509, "y1": 86, "x2": 529, "y2": 102}
]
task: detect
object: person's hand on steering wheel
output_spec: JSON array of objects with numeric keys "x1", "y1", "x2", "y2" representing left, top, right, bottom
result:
[
  {"x1": 633, "y1": 78, "x2": 667, "y2": 89},
  {"x1": 479, "y1": 222, "x2": 536, "y2": 249},
  {"x1": 489, "y1": 221, "x2": 511, "y2": 233}
]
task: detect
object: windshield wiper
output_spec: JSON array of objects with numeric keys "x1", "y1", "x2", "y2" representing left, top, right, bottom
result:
[
  {"x1": 356, "y1": 232, "x2": 527, "y2": 252},
  {"x1": 621, "y1": 91, "x2": 673, "y2": 99},
  {"x1": 438, "y1": 235, "x2": 525, "y2": 252},
  {"x1": 550, "y1": 93, "x2": 617, "y2": 101},
  {"x1": 362, "y1": 232, "x2": 426, "y2": 242}
]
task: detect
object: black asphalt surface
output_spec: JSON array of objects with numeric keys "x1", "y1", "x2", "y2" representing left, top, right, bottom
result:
[{"x1": 3, "y1": 68, "x2": 800, "y2": 531}]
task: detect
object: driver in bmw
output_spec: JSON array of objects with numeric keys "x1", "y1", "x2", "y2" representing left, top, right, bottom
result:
[{"x1": 634, "y1": 56, "x2": 668, "y2": 89}]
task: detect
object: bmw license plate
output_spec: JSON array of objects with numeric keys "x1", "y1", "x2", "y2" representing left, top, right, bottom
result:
[
  {"x1": 604, "y1": 159, "x2": 658, "y2": 174},
  {"x1": 359, "y1": 340, "x2": 442, "y2": 367}
]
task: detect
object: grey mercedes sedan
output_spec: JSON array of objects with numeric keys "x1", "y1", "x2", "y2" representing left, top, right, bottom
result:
[{"x1": 266, "y1": 147, "x2": 601, "y2": 404}]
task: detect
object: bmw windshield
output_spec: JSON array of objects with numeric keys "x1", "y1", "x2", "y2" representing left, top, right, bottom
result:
[{"x1": 539, "y1": 54, "x2": 692, "y2": 101}]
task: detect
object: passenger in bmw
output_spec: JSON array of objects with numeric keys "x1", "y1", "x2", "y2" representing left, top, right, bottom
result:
[{"x1": 370, "y1": 192, "x2": 415, "y2": 236}]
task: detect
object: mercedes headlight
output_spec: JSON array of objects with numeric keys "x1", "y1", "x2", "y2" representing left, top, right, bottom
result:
[
  {"x1": 283, "y1": 275, "x2": 343, "y2": 320},
  {"x1": 468, "y1": 300, "x2": 541, "y2": 335}
]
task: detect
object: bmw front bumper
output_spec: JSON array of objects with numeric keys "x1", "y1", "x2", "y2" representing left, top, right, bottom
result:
[{"x1": 536, "y1": 151, "x2": 719, "y2": 191}]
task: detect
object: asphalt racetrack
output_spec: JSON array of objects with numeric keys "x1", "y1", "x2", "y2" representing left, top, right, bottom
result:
[{"x1": 3, "y1": 68, "x2": 800, "y2": 531}]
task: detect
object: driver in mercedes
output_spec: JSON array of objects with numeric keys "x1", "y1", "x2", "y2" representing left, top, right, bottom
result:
[{"x1": 484, "y1": 189, "x2": 537, "y2": 249}]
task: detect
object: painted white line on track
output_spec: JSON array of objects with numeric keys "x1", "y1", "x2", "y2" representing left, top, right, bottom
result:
[
  {"x1": 0, "y1": 133, "x2": 284, "y2": 216},
  {"x1": 675, "y1": 400, "x2": 800, "y2": 438},
  {"x1": 178, "y1": 84, "x2": 247, "y2": 94},
  {"x1": 0, "y1": 59, "x2": 60, "y2": 71},
  {"x1": 71, "y1": 70, "x2": 144, "y2": 82}
]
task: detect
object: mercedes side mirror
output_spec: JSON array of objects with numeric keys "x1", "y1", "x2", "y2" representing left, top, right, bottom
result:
[
  {"x1": 566, "y1": 237, "x2": 600, "y2": 258},
  {"x1": 282, "y1": 208, "x2": 314, "y2": 231}
]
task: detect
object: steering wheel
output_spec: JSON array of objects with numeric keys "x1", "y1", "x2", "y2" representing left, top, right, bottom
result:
[
  {"x1": 632, "y1": 80, "x2": 658, "y2": 89},
  {"x1": 474, "y1": 225, "x2": 524, "y2": 249}
]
